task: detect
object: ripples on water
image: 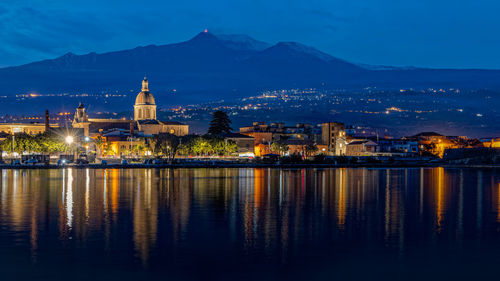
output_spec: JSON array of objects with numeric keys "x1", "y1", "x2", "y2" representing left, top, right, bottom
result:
[{"x1": 0, "y1": 168, "x2": 499, "y2": 280}]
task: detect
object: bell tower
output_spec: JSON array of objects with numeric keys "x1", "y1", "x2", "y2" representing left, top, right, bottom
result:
[{"x1": 73, "y1": 102, "x2": 91, "y2": 136}]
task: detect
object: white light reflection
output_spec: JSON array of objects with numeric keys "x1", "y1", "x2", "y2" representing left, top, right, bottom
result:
[
  {"x1": 85, "y1": 168, "x2": 90, "y2": 221},
  {"x1": 66, "y1": 168, "x2": 73, "y2": 228},
  {"x1": 103, "y1": 170, "x2": 108, "y2": 211}
]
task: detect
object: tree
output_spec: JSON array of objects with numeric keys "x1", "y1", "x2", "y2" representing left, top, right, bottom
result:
[
  {"x1": 271, "y1": 142, "x2": 289, "y2": 156},
  {"x1": 147, "y1": 136, "x2": 159, "y2": 156},
  {"x1": 174, "y1": 135, "x2": 239, "y2": 157},
  {"x1": 177, "y1": 135, "x2": 197, "y2": 156},
  {"x1": 35, "y1": 132, "x2": 67, "y2": 153},
  {"x1": 191, "y1": 137, "x2": 214, "y2": 156},
  {"x1": 153, "y1": 133, "x2": 180, "y2": 161},
  {"x1": 132, "y1": 143, "x2": 147, "y2": 156},
  {"x1": 94, "y1": 135, "x2": 105, "y2": 157},
  {"x1": 305, "y1": 144, "x2": 318, "y2": 157},
  {"x1": 104, "y1": 142, "x2": 114, "y2": 156},
  {"x1": 224, "y1": 140, "x2": 238, "y2": 156},
  {"x1": 208, "y1": 111, "x2": 232, "y2": 135},
  {"x1": 0, "y1": 132, "x2": 68, "y2": 155},
  {"x1": 1, "y1": 133, "x2": 35, "y2": 154},
  {"x1": 209, "y1": 137, "x2": 238, "y2": 156}
]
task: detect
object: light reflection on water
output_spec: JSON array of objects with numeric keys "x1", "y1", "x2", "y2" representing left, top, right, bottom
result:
[{"x1": 0, "y1": 167, "x2": 499, "y2": 280}]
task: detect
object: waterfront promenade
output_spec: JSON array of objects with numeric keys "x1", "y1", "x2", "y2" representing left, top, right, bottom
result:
[{"x1": 0, "y1": 161, "x2": 497, "y2": 169}]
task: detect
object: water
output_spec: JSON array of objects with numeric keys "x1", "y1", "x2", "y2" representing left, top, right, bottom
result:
[{"x1": 0, "y1": 167, "x2": 499, "y2": 280}]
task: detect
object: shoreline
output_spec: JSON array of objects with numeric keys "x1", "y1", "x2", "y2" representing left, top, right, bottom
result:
[{"x1": 0, "y1": 163, "x2": 498, "y2": 169}]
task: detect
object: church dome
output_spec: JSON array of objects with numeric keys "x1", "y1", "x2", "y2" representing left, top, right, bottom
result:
[
  {"x1": 135, "y1": 78, "x2": 156, "y2": 105},
  {"x1": 135, "y1": 91, "x2": 155, "y2": 105}
]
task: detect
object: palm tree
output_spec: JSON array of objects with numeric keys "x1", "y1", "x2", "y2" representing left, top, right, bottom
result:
[
  {"x1": 305, "y1": 144, "x2": 318, "y2": 157},
  {"x1": 271, "y1": 142, "x2": 289, "y2": 156},
  {"x1": 94, "y1": 135, "x2": 105, "y2": 157},
  {"x1": 133, "y1": 144, "x2": 147, "y2": 157}
]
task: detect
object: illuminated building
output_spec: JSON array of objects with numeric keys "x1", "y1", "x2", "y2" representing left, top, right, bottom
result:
[
  {"x1": 218, "y1": 132, "x2": 255, "y2": 157},
  {"x1": 240, "y1": 122, "x2": 319, "y2": 156},
  {"x1": 321, "y1": 122, "x2": 346, "y2": 155},
  {"x1": 481, "y1": 137, "x2": 500, "y2": 148},
  {"x1": 72, "y1": 78, "x2": 188, "y2": 138},
  {"x1": 412, "y1": 132, "x2": 457, "y2": 158},
  {"x1": 99, "y1": 128, "x2": 146, "y2": 156},
  {"x1": 345, "y1": 139, "x2": 378, "y2": 156},
  {"x1": 377, "y1": 138, "x2": 419, "y2": 154},
  {"x1": 0, "y1": 123, "x2": 58, "y2": 136},
  {"x1": 0, "y1": 110, "x2": 59, "y2": 139}
]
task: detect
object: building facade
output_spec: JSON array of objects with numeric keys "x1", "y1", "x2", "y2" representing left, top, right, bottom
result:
[
  {"x1": 0, "y1": 110, "x2": 59, "y2": 137},
  {"x1": 239, "y1": 122, "x2": 319, "y2": 156},
  {"x1": 346, "y1": 140, "x2": 378, "y2": 156},
  {"x1": 73, "y1": 78, "x2": 188, "y2": 138},
  {"x1": 220, "y1": 132, "x2": 255, "y2": 157},
  {"x1": 321, "y1": 122, "x2": 347, "y2": 155},
  {"x1": 377, "y1": 139, "x2": 419, "y2": 154}
]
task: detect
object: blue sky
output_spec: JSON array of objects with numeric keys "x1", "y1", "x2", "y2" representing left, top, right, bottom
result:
[{"x1": 1, "y1": 0, "x2": 499, "y2": 68}]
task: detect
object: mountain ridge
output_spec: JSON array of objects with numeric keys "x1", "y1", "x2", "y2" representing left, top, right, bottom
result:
[{"x1": 1, "y1": 31, "x2": 499, "y2": 102}]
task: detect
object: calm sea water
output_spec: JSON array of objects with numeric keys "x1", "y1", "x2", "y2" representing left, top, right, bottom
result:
[{"x1": 0, "y1": 168, "x2": 499, "y2": 280}]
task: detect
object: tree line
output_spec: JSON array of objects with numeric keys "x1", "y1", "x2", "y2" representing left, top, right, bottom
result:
[
  {"x1": 0, "y1": 132, "x2": 69, "y2": 154},
  {"x1": 146, "y1": 134, "x2": 238, "y2": 160}
]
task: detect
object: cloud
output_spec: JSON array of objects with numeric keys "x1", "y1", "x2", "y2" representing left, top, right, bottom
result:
[{"x1": 0, "y1": 4, "x2": 118, "y2": 65}]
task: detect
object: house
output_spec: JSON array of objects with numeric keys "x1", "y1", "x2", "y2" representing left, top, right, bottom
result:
[
  {"x1": 346, "y1": 140, "x2": 378, "y2": 156},
  {"x1": 239, "y1": 122, "x2": 319, "y2": 156},
  {"x1": 97, "y1": 128, "x2": 147, "y2": 157},
  {"x1": 321, "y1": 122, "x2": 347, "y2": 155},
  {"x1": 411, "y1": 132, "x2": 457, "y2": 157},
  {"x1": 377, "y1": 138, "x2": 419, "y2": 154},
  {"x1": 220, "y1": 133, "x2": 255, "y2": 157},
  {"x1": 240, "y1": 122, "x2": 316, "y2": 142},
  {"x1": 480, "y1": 137, "x2": 500, "y2": 148}
]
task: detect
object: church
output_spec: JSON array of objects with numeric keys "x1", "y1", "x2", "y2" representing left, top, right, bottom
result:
[{"x1": 73, "y1": 78, "x2": 189, "y2": 138}]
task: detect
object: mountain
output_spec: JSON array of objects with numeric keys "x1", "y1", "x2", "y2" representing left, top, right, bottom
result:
[
  {"x1": 1, "y1": 31, "x2": 500, "y2": 103},
  {"x1": 215, "y1": 34, "x2": 271, "y2": 51}
]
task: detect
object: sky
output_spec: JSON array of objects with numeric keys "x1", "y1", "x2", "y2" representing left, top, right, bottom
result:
[{"x1": 1, "y1": 0, "x2": 500, "y2": 69}]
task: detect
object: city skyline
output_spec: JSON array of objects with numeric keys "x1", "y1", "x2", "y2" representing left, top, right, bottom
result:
[{"x1": 0, "y1": 2, "x2": 499, "y2": 280}]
